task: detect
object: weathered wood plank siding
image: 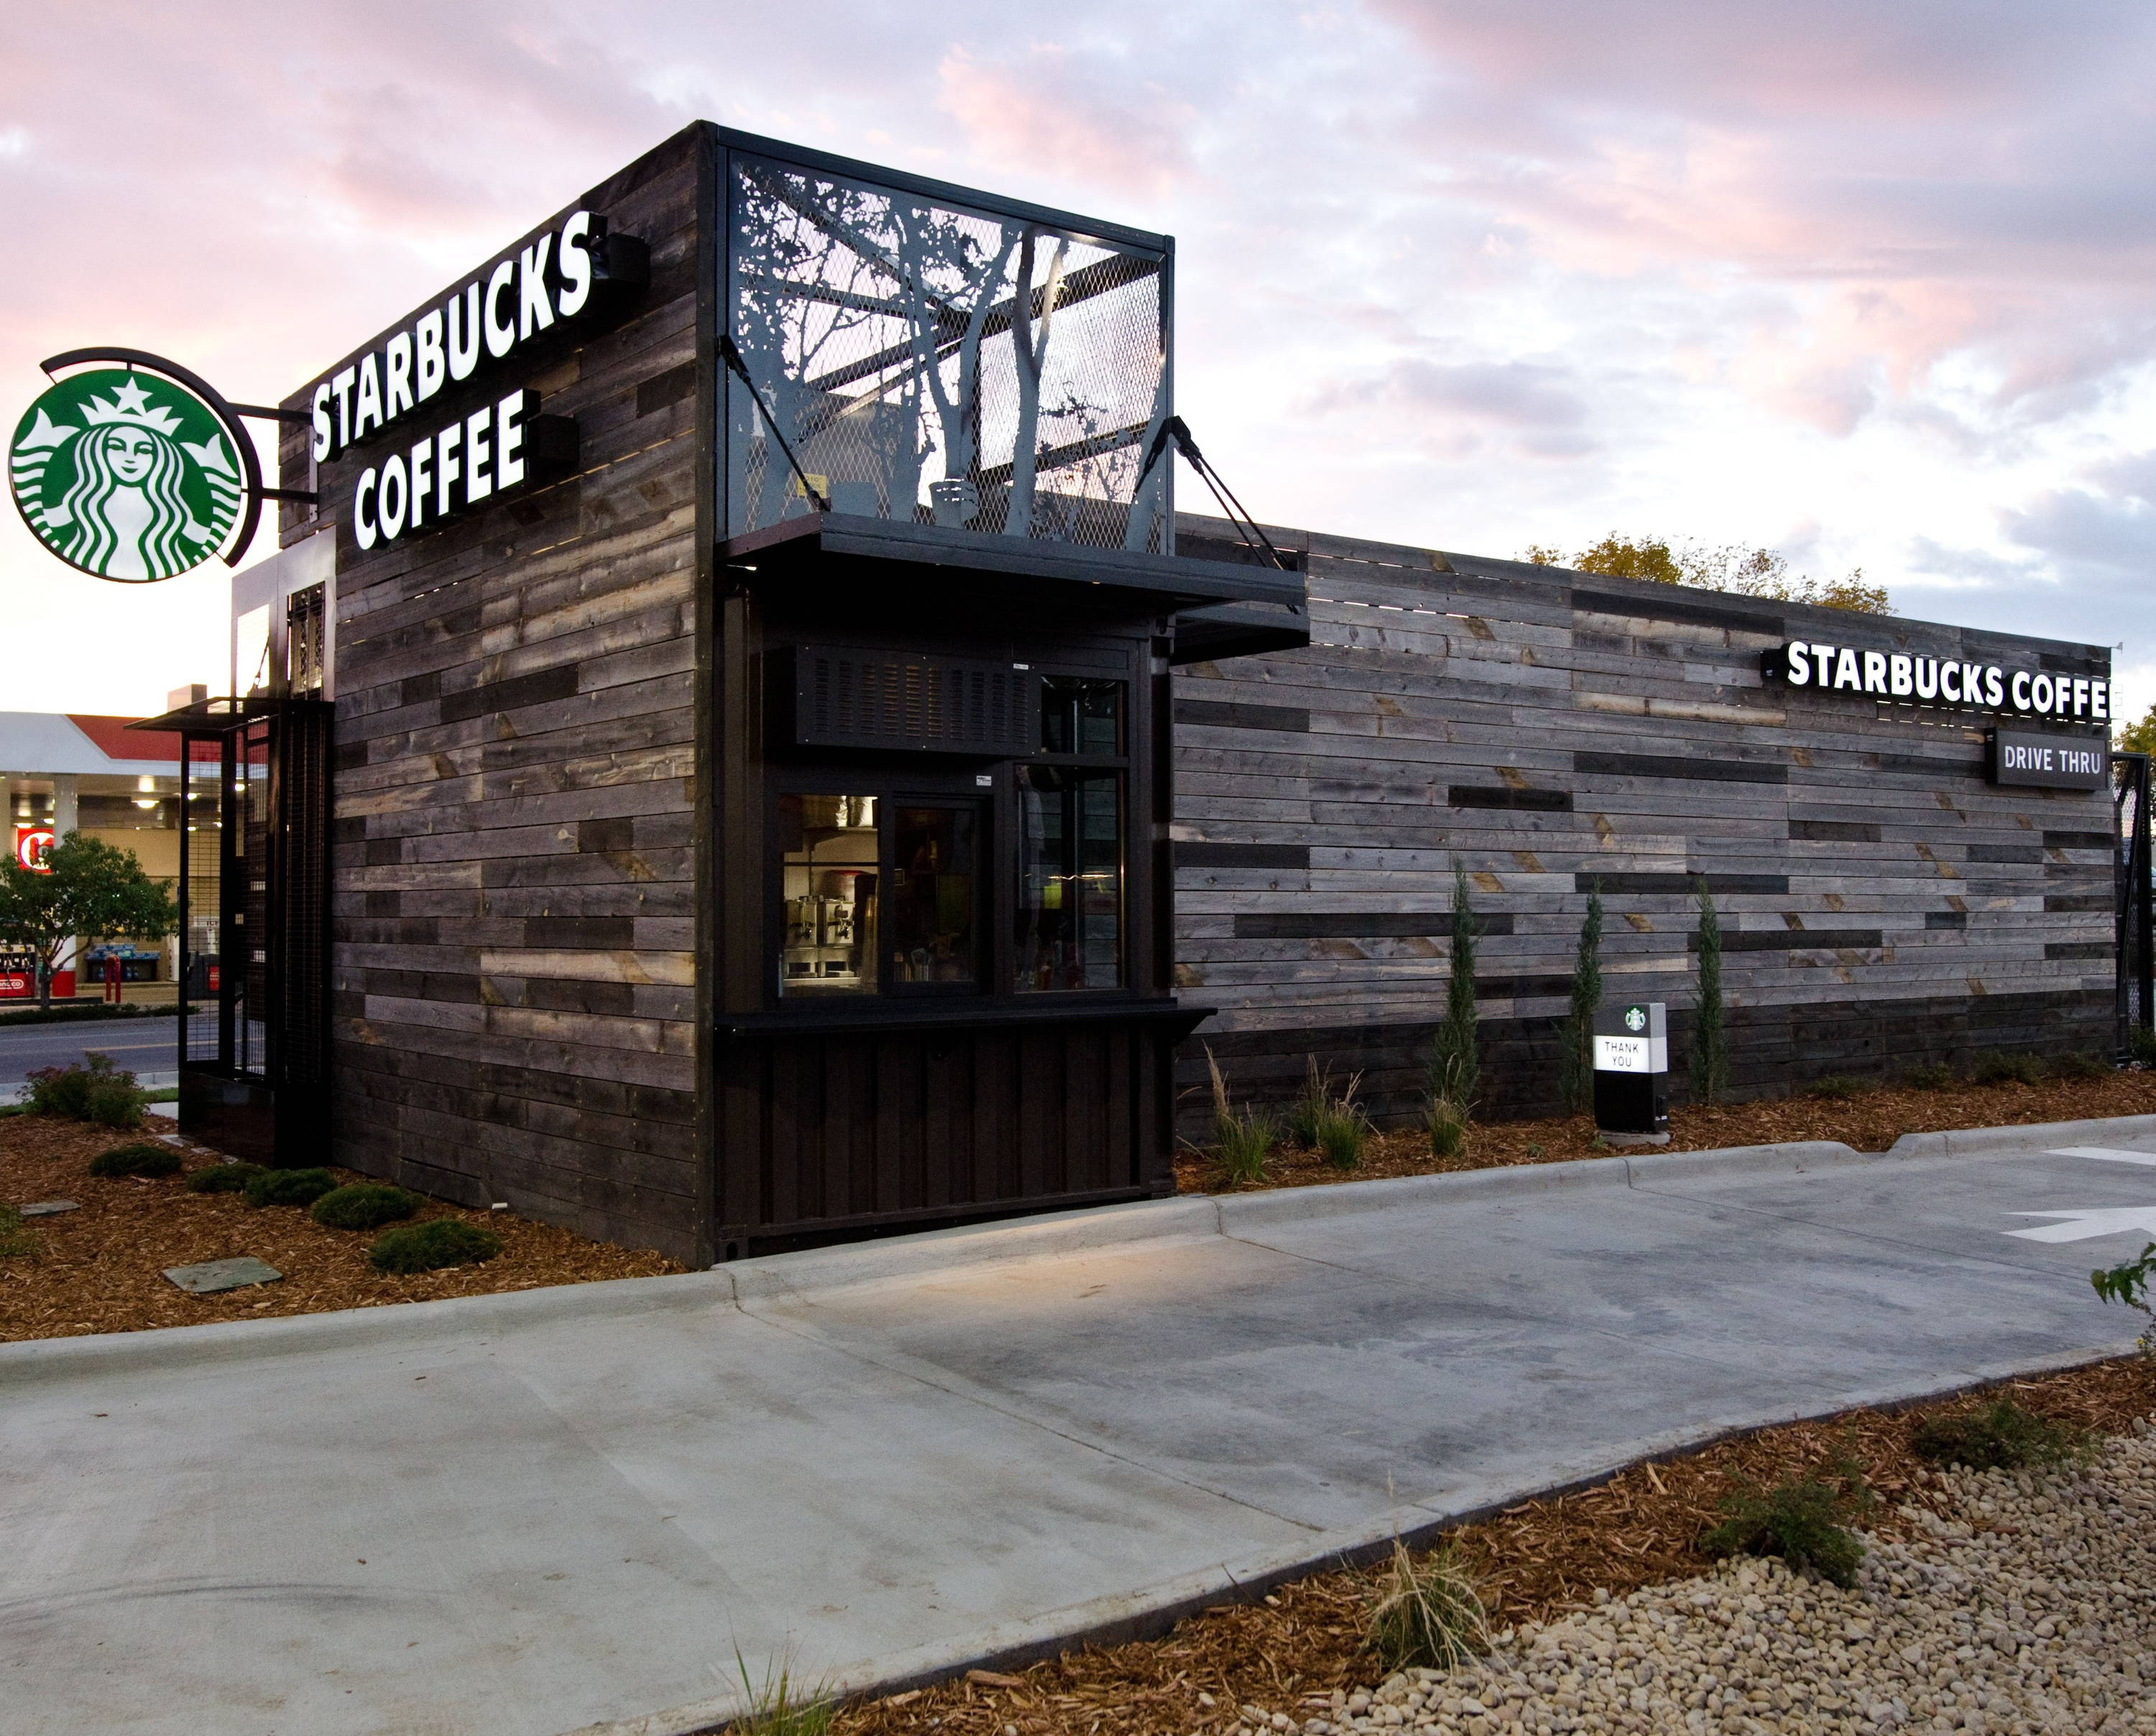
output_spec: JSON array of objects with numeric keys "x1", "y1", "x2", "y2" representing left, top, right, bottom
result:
[
  {"x1": 280, "y1": 129, "x2": 708, "y2": 1261},
  {"x1": 1171, "y1": 514, "x2": 2116, "y2": 1127}
]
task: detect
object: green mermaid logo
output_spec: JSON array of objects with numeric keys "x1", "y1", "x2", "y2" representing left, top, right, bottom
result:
[{"x1": 9, "y1": 369, "x2": 241, "y2": 581}]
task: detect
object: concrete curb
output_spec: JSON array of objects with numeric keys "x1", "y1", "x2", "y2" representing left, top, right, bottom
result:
[
  {"x1": 560, "y1": 1337, "x2": 2141, "y2": 1736},
  {"x1": 6, "y1": 1114, "x2": 2145, "y2": 1388},
  {"x1": 1886, "y1": 1112, "x2": 2156, "y2": 1160}
]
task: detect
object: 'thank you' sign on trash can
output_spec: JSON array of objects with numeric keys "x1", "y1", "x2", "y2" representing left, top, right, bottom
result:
[{"x1": 1593, "y1": 1000, "x2": 1670, "y2": 1139}]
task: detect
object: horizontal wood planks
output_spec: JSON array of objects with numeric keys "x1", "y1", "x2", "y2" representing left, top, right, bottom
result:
[
  {"x1": 285, "y1": 129, "x2": 706, "y2": 1261},
  {"x1": 1168, "y1": 514, "x2": 2118, "y2": 1124}
]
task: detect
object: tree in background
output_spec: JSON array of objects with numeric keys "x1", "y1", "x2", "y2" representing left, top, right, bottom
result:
[
  {"x1": 1429, "y1": 860, "x2": 1482, "y2": 1114},
  {"x1": 1558, "y1": 882, "x2": 1604, "y2": 1115},
  {"x1": 1691, "y1": 878, "x2": 1730, "y2": 1107},
  {"x1": 0, "y1": 832, "x2": 178, "y2": 1011},
  {"x1": 2116, "y1": 703, "x2": 2156, "y2": 757},
  {"x1": 1522, "y1": 535, "x2": 1891, "y2": 616}
]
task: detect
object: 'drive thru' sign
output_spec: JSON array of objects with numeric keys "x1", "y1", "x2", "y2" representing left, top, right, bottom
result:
[{"x1": 1990, "y1": 729, "x2": 2109, "y2": 790}]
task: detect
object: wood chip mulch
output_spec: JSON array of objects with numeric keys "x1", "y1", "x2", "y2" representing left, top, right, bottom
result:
[
  {"x1": 0, "y1": 1114, "x2": 683, "y2": 1343},
  {"x1": 1176, "y1": 1069, "x2": 2156, "y2": 1196},
  {"x1": 838, "y1": 1357, "x2": 2156, "y2": 1736}
]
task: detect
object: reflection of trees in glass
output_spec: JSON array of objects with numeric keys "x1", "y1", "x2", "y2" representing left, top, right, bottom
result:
[{"x1": 727, "y1": 158, "x2": 1168, "y2": 550}]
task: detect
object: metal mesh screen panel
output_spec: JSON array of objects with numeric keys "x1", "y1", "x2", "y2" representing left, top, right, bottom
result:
[
  {"x1": 2115, "y1": 753, "x2": 2152, "y2": 1048},
  {"x1": 725, "y1": 153, "x2": 1170, "y2": 552}
]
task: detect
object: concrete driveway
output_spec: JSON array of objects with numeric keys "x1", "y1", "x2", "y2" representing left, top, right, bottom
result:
[{"x1": 4, "y1": 1119, "x2": 2152, "y2": 1736}]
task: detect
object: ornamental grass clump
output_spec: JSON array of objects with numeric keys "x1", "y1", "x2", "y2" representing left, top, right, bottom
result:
[
  {"x1": 1909, "y1": 1395, "x2": 2091, "y2": 1471},
  {"x1": 1368, "y1": 1538, "x2": 1491, "y2": 1673},
  {"x1": 310, "y1": 1183, "x2": 420, "y2": 1232},
  {"x1": 1802, "y1": 1074, "x2": 1866, "y2": 1101},
  {"x1": 1201, "y1": 1046, "x2": 1277, "y2": 1186},
  {"x1": 2048, "y1": 1050, "x2": 2109, "y2": 1081},
  {"x1": 243, "y1": 1166, "x2": 338, "y2": 1209},
  {"x1": 368, "y1": 1218, "x2": 502, "y2": 1275},
  {"x1": 0, "y1": 1203, "x2": 34, "y2": 1261},
  {"x1": 1899, "y1": 1061, "x2": 1956, "y2": 1090},
  {"x1": 1424, "y1": 1095, "x2": 1468, "y2": 1162},
  {"x1": 1701, "y1": 1458, "x2": 1871, "y2": 1588},
  {"x1": 88, "y1": 1142, "x2": 181, "y2": 1178},
  {"x1": 727, "y1": 1649, "x2": 836, "y2": 1736},
  {"x1": 185, "y1": 1162, "x2": 266, "y2": 1194},
  {"x1": 1286, "y1": 1056, "x2": 1370, "y2": 1170}
]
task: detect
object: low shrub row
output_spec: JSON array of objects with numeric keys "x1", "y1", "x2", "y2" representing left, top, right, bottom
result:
[
  {"x1": 96, "y1": 1145, "x2": 502, "y2": 1275},
  {"x1": 23, "y1": 1055, "x2": 147, "y2": 1127}
]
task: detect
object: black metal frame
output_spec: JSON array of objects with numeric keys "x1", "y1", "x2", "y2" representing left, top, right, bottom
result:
[
  {"x1": 2114, "y1": 752, "x2": 2153, "y2": 1053},
  {"x1": 131, "y1": 696, "x2": 333, "y2": 1163},
  {"x1": 712, "y1": 126, "x2": 1176, "y2": 555}
]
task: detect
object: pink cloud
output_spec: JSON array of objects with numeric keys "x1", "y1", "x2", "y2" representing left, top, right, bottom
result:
[{"x1": 936, "y1": 45, "x2": 1197, "y2": 200}]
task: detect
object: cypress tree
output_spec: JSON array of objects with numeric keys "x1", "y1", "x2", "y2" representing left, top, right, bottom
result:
[
  {"x1": 1429, "y1": 861, "x2": 1481, "y2": 1112},
  {"x1": 1692, "y1": 877, "x2": 1729, "y2": 1106},
  {"x1": 1560, "y1": 883, "x2": 1604, "y2": 1114}
]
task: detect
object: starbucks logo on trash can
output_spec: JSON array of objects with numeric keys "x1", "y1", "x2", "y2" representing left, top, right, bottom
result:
[
  {"x1": 1624, "y1": 1005, "x2": 1647, "y2": 1032},
  {"x1": 9, "y1": 369, "x2": 243, "y2": 581}
]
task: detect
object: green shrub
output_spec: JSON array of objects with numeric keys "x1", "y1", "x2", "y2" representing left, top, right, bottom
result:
[
  {"x1": 1429, "y1": 862, "x2": 1481, "y2": 1112},
  {"x1": 24, "y1": 1053, "x2": 144, "y2": 1125},
  {"x1": 1702, "y1": 1464, "x2": 1871, "y2": 1588},
  {"x1": 1368, "y1": 1538, "x2": 1489, "y2": 1673},
  {"x1": 310, "y1": 1183, "x2": 419, "y2": 1231},
  {"x1": 88, "y1": 1142, "x2": 181, "y2": 1178},
  {"x1": 244, "y1": 1167, "x2": 338, "y2": 1209},
  {"x1": 1558, "y1": 885, "x2": 1605, "y2": 1116},
  {"x1": 1425, "y1": 1096, "x2": 1468, "y2": 1162},
  {"x1": 1899, "y1": 1061, "x2": 1956, "y2": 1090},
  {"x1": 1910, "y1": 1395, "x2": 2091, "y2": 1470},
  {"x1": 2091, "y1": 1241, "x2": 2156, "y2": 1359},
  {"x1": 185, "y1": 1162, "x2": 267, "y2": 1194},
  {"x1": 1315, "y1": 1103, "x2": 1370, "y2": 1171},
  {"x1": 1691, "y1": 880, "x2": 1730, "y2": 1106},
  {"x1": 2128, "y1": 1025, "x2": 2156, "y2": 1068},
  {"x1": 0, "y1": 1203, "x2": 34, "y2": 1260},
  {"x1": 368, "y1": 1218, "x2": 502, "y2": 1274},
  {"x1": 2049, "y1": 1051, "x2": 2109, "y2": 1081},
  {"x1": 1971, "y1": 1050, "x2": 2044, "y2": 1087},
  {"x1": 1803, "y1": 1074, "x2": 1867, "y2": 1101}
]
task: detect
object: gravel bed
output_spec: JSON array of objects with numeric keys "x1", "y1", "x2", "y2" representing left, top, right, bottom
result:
[{"x1": 1268, "y1": 1417, "x2": 2156, "y2": 1735}]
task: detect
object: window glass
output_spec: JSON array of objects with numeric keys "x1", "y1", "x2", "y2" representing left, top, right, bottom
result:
[
  {"x1": 889, "y1": 806, "x2": 980, "y2": 987},
  {"x1": 778, "y1": 795, "x2": 878, "y2": 996},
  {"x1": 1041, "y1": 678, "x2": 1124, "y2": 756},
  {"x1": 1015, "y1": 767, "x2": 1123, "y2": 990}
]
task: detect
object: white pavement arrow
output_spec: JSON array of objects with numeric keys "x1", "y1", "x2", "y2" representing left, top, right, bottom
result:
[
  {"x1": 2045, "y1": 1145, "x2": 2156, "y2": 1168},
  {"x1": 2005, "y1": 1206, "x2": 2156, "y2": 1243}
]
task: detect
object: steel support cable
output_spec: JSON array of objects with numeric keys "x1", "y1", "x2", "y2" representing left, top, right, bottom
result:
[
  {"x1": 718, "y1": 333, "x2": 831, "y2": 513},
  {"x1": 1133, "y1": 415, "x2": 1291, "y2": 571}
]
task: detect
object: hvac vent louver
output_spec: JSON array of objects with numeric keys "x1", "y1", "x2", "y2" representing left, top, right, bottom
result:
[{"x1": 784, "y1": 646, "x2": 1038, "y2": 756}]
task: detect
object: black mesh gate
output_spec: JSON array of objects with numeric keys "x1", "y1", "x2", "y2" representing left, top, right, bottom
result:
[{"x1": 2114, "y1": 752, "x2": 2152, "y2": 1053}]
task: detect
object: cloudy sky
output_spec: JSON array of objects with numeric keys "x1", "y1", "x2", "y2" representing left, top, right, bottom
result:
[{"x1": 5, "y1": 1, "x2": 2155, "y2": 721}]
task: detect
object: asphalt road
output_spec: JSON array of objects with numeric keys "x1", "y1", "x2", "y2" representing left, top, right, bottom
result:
[
  {"x1": 0, "y1": 1018, "x2": 183, "y2": 1085},
  {"x1": 4, "y1": 1124, "x2": 2153, "y2": 1736}
]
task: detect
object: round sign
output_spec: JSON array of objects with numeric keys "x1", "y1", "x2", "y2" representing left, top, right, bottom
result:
[
  {"x1": 14, "y1": 827, "x2": 55, "y2": 872},
  {"x1": 1624, "y1": 1005, "x2": 1647, "y2": 1032},
  {"x1": 8, "y1": 368, "x2": 242, "y2": 582}
]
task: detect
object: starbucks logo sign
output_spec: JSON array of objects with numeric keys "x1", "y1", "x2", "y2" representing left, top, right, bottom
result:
[{"x1": 9, "y1": 368, "x2": 244, "y2": 582}]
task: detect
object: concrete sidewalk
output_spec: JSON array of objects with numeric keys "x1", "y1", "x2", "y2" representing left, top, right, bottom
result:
[{"x1": 6, "y1": 1118, "x2": 2155, "y2": 1736}]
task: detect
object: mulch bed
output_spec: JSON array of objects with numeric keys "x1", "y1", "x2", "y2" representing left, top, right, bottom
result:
[
  {"x1": 0, "y1": 1114, "x2": 682, "y2": 1342},
  {"x1": 1176, "y1": 1069, "x2": 2156, "y2": 1195},
  {"x1": 839, "y1": 1358, "x2": 2156, "y2": 1736}
]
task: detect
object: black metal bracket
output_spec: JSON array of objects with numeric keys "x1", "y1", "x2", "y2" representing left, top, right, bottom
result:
[{"x1": 717, "y1": 332, "x2": 831, "y2": 512}]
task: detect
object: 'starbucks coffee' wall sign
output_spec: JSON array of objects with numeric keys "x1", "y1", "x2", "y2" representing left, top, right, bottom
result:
[
  {"x1": 10, "y1": 366, "x2": 246, "y2": 581},
  {"x1": 309, "y1": 209, "x2": 647, "y2": 554}
]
